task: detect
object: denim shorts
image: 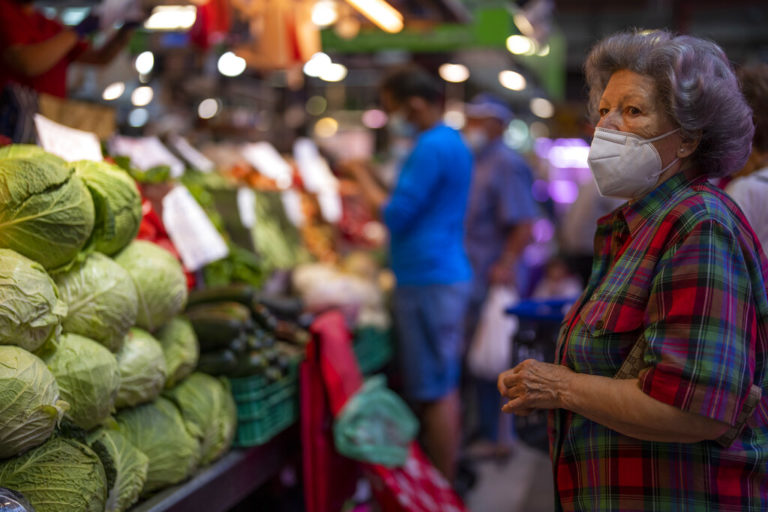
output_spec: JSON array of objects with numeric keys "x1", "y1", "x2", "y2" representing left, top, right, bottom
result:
[{"x1": 393, "y1": 281, "x2": 472, "y2": 402}]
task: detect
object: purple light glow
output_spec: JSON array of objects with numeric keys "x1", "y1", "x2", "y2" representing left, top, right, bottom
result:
[
  {"x1": 548, "y1": 179, "x2": 579, "y2": 204},
  {"x1": 532, "y1": 218, "x2": 555, "y2": 243}
]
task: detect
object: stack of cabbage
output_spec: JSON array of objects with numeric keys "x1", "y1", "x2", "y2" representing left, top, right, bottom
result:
[{"x1": 0, "y1": 147, "x2": 236, "y2": 512}]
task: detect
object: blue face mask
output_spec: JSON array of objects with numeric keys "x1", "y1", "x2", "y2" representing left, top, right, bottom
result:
[{"x1": 388, "y1": 112, "x2": 418, "y2": 139}]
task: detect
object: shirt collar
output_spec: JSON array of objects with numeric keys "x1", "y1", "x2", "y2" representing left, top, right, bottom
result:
[{"x1": 614, "y1": 171, "x2": 706, "y2": 237}]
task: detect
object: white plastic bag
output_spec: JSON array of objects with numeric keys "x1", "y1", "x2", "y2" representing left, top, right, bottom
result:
[{"x1": 468, "y1": 285, "x2": 519, "y2": 379}]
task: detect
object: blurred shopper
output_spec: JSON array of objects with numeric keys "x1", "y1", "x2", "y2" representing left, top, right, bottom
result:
[
  {"x1": 0, "y1": 0, "x2": 141, "y2": 141},
  {"x1": 726, "y1": 63, "x2": 768, "y2": 255},
  {"x1": 462, "y1": 93, "x2": 537, "y2": 456},
  {"x1": 499, "y1": 30, "x2": 768, "y2": 511},
  {"x1": 0, "y1": 0, "x2": 140, "y2": 98},
  {"x1": 343, "y1": 65, "x2": 473, "y2": 483}
]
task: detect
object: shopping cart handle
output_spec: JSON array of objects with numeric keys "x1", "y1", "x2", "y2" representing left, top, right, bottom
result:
[{"x1": 505, "y1": 297, "x2": 577, "y2": 322}]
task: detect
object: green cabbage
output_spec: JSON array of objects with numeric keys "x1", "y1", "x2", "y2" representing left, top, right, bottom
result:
[
  {"x1": 114, "y1": 397, "x2": 200, "y2": 494},
  {"x1": 73, "y1": 160, "x2": 142, "y2": 256},
  {"x1": 0, "y1": 249, "x2": 67, "y2": 353},
  {"x1": 0, "y1": 346, "x2": 67, "y2": 459},
  {"x1": 0, "y1": 154, "x2": 95, "y2": 271},
  {"x1": 164, "y1": 373, "x2": 236, "y2": 466},
  {"x1": 0, "y1": 436, "x2": 108, "y2": 512},
  {"x1": 157, "y1": 316, "x2": 199, "y2": 388},
  {"x1": 115, "y1": 241, "x2": 188, "y2": 332},
  {"x1": 0, "y1": 144, "x2": 44, "y2": 157},
  {"x1": 54, "y1": 253, "x2": 138, "y2": 352},
  {"x1": 43, "y1": 334, "x2": 120, "y2": 431},
  {"x1": 114, "y1": 328, "x2": 166, "y2": 409},
  {"x1": 87, "y1": 429, "x2": 149, "y2": 512}
]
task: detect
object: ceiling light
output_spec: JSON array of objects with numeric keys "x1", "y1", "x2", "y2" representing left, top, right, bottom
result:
[
  {"x1": 135, "y1": 51, "x2": 154, "y2": 74},
  {"x1": 506, "y1": 34, "x2": 534, "y2": 55},
  {"x1": 102, "y1": 81, "x2": 125, "y2": 101},
  {"x1": 344, "y1": 0, "x2": 403, "y2": 33},
  {"x1": 530, "y1": 97, "x2": 554, "y2": 118},
  {"x1": 315, "y1": 117, "x2": 339, "y2": 138},
  {"x1": 303, "y1": 52, "x2": 332, "y2": 77},
  {"x1": 438, "y1": 63, "x2": 470, "y2": 83},
  {"x1": 513, "y1": 12, "x2": 535, "y2": 37},
  {"x1": 312, "y1": 0, "x2": 339, "y2": 27},
  {"x1": 131, "y1": 86, "x2": 154, "y2": 107},
  {"x1": 498, "y1": 70, "x2": 526, "y2": 91},
  {"x1": 218, "y1": 51, "x2": 247, "y2": 77},
  {"x1": 144, "y1": 5, "x2": 197, "y2": 31},
  {"x1": 319, "y1": 63, "x2": 347, "y2": 82},
  {"x1": 128, "y1": 108, "x2": 149, "y2": 128},
  {"x1": 443, "y1": 110, "x2": 466, "y2": 130},
  {"x1": 335, "y1": 16, "x2": 360, "y2": 39},
  {"x1": 198, "y1": 98, "x2": 220, "y2": 119}
]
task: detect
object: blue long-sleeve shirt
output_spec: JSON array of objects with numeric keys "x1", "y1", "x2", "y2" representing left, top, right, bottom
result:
[{"x1": 382, "y1": 122, "x2": 473, "y2": 285}]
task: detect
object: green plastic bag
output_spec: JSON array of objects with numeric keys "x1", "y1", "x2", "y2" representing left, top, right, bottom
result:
[{"x1": 333, "y1": 376, "x2": 418, "y2": 468}]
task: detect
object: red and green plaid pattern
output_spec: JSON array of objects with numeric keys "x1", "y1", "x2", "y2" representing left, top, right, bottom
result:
[{"x1": 551, "y1": 172, "x2": 768, "y2": 511}]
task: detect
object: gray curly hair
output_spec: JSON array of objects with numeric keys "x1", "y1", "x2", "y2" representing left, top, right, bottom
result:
[{"x1": 585, "y1": 30, "x2": 754, "y2": 177}]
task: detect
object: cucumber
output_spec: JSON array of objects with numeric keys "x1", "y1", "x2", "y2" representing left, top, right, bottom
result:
[
  {"x1": 230, "y1": 351, "x2": 269, "y2": 378},
  {"x1": 187, "y1": 284, "x2": 256, "y2": 307},
  {"x1": 188, "y1": 312, "x2": 247, "y2": 351},
  {"x1": 187, "y1": 301, "x2": 254, "y2": 327},
  {"x1": 251, "y1": 302, "x2": 278, "y2": 331},
  {"x1": 197, "y1": 349, "x2": 238, "y2": 376}
]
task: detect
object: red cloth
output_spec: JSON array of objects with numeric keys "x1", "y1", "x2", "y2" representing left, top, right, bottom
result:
[
  {"x1": 0, "y1": 0, "x2": 88, "y2": 97},
  {"x1": 301, "y1": 311, "x2": 360, "y2": 512},
  {"x1": 300, "y1": 310, "x2": 468, "y2": 512}
]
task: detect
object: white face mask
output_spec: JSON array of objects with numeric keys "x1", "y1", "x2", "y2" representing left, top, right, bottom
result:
[
  {"x1": 464, "y1": 129, "x2": 489, "y2": 151},
  {"x1": 587, "y1": 127, "x2": 680, "y2": 199}
]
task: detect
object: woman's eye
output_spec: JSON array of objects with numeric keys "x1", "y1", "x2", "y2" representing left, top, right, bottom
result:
[
  {"x1": 626, "y1": 106, "x2": 641, "y2": 115},
  {"x1": 598, "y1": 108, "x2": 609, "y2": 117}
]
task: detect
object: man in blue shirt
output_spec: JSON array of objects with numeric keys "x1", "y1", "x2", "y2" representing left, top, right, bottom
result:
[
  {"x1": 345, "y1": 65, "x2": 473, "y2": 483},
  {"x1": 463, "y1": 94, "x2": 537, "y2": 452}
]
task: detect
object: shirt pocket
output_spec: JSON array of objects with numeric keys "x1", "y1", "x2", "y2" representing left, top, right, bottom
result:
[
  {"x1": 580, "y1": 296, "x2": 646, "y2": 337},
  {"x1": 569, "y1": 297, "x2": 647, "y2": 375}
]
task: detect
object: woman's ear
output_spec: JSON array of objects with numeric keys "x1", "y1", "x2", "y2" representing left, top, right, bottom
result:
[{"x1": 678, "y1": 131, "x2": 702, "y2": 158}]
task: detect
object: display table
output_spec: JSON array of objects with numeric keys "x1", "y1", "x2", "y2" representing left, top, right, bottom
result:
[{"x1": 130, "y1": 426, "x2": 298, "y2": 512}]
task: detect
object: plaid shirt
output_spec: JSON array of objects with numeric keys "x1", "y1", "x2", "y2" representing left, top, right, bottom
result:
[{"x1": 551, "y1": 172, "x2": 768, "y2": 511}]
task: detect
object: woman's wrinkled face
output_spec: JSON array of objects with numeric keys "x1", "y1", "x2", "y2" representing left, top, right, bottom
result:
[{"x1": 596, "y1": 69, "x2": 682, "y2": 167}]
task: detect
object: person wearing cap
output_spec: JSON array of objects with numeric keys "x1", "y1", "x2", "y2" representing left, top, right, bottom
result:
[{"x1": 463, "y1": 93, "x2": 537, "y2": 454}]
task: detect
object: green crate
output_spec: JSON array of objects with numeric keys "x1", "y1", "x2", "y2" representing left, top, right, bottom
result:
[
  {"x1": 235, "y1": 383, "x2": 297, "y2": 421},
  {"x1": 353, "y1": 327, "x2": 392, "y2": 375},
  {"x1": 234, "y1": 395, "x2": 298, "y2": 446},
  {"x1": 229, "y1": 364, "x2": 298, "y2": 404}
]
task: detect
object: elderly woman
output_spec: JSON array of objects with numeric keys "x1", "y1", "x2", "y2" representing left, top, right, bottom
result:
[{"x1": 498, "y1": 30, "x2": 768, "y2": 511}]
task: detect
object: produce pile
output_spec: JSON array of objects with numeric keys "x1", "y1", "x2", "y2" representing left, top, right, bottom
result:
[
  {"x1": 187, "y1": 284, "x2": 307, "y2": 380},
  {"x1": 0, "y1": 147, "x2": 236, "y2": 512}
]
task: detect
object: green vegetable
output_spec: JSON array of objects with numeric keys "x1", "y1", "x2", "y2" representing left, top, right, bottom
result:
[
  {"x1": 54, "y1": 252, "x2": 138, "y2": 352},
  {"x1": 0, "y1": 346, "x2": 67, "y2": 459},
  {"x1": 187, "y1": 284, "x2": 256, "y2": 308},
  {"x1": 0, "y1": 144, "x2": 47, "y2": 159},
  {"x1": 186, "y1": 302, "x2": 252, "y2": 351},
  {"x1": 0, "y1": 436, "x2": 108, "y2": 512},
  {"x1": 74, "y1": 160, "x2": 142, "y2": 256},
  {"x1": 43, "y1": 334, "x2": 120, "y2": 431},
  {"x1": 0, "y1": 154, "x2": 95, "y2": 270},
  {"x1": 114, "y1": 398, "x2": 200, "y2": 494},
  {"x1": 0, "y1": 249, "x2": 67, "y2": 353},
  {"x1": 115, "y1": 328, "x2": 166, "y2": 409},
  {"x1": 115, "y1": 241, "x2": 188, "y2": 332},
  {"x1": 164, "y1": 373, "x2": 236, "y2": 466},
  {"x1": 87, "y1": 429, "x2": 149, "y2": 512},
  {"x1": 196, "y1": 349, "x2": 238, "y2": 376},
  {"x1": 156, "y1": 316, "x2": 199, "y2": 388}
]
